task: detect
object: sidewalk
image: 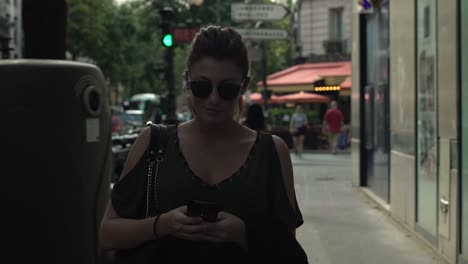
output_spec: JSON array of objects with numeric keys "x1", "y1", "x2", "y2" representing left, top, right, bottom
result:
[{"x1": 292, "y1": 153, "x2": 443, "y2": 264}]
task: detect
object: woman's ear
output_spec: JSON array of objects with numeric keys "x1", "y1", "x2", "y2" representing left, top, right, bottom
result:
[
  {"x1": 183, "y1": 70, "x2": 190, "y2": 91},
  {"x1": 241, "y1": 76, "x2": 251, "y2": 94}
]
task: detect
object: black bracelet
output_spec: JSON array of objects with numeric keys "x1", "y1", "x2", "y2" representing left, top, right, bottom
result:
[{"x1": 153, "y1": 214, "x2": 162, "y2": 239}]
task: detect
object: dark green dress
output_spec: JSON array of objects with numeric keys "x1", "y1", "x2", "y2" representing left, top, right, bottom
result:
[{"x1": 111, "y1": 125, "x2": 303, "y2": 263}]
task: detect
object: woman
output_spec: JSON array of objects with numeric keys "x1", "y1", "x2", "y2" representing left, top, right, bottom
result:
[
  {"x1": 289, "y1": 105, "x2": 308, "y2": 158},
  {"x1": 100, "y1": 26, "x2": 305, "y2": 263}
]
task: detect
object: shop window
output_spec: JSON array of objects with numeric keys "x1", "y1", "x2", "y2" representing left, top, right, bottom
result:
[
  {"x1": 460, "y1": 0, "x2": 468, "y2": 260},
  {"x1": 416, "y1": 0, "x2": 438, "y2": 241}
]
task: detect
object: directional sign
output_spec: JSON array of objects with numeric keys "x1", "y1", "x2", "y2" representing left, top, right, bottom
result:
[
  {"x1": 234, "y1": 28, "x2": 288, "y2": 40},
  {"x1": 231, "y1": 3, "x2": 289, "y2": 21}
]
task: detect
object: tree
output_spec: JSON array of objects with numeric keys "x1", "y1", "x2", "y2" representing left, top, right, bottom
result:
[
  {"x1": 66, "y1": 0, "x2": 111, "y2": 60},
  {"x1": 67, "y1": 0, "x2": 166, "y2": 100}
]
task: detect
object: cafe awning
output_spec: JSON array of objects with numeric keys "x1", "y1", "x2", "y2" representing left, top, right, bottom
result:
[
  {"x1": 340, "y1": 77, "x2": 352, "y2": 89},
  {"x1": 256, "y1": 61, "x2": 351, "y2": 92},
  {"x1": 243, "y1": 92, "x2": 283, "y2": 104},
  {"x1": 275, "y1": 91, "x2": 330, "y2": 104}
]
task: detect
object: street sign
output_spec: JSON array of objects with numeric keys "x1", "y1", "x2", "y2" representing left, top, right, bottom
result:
[
  {"x1": 234, "y1": 28, "x2": 288, "y2": 40},
  {"x1": 173, "y1": 27, "x2": 199, "y2": 44},
  {"x1": 231, "y1": 3, "x2": 289, "y2": 21}
]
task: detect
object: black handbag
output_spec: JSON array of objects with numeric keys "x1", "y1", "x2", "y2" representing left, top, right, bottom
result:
[
  {"x1": 105, "y1": 123, "x2": 170, "y2": 264},
  {"x1": 143, "y1": 123, "x2": 169, "y2": 217}
]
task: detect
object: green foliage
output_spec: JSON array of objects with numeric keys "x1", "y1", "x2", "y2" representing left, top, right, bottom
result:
[
  {"x1": 306, "y1": 110, "x2": 320, "y2": 125},
  {"x1": 67, "y1": 0, "x2": 111, "y2": 60},
  {"x1": 268, "y1": 107, "x2": 295, "y2": 127},
  {"x1": 67, "y1": 0, "x2": 165, "y2": 98}
]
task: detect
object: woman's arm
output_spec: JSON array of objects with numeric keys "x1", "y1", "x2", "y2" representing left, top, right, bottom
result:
[
  {"x1": 100, "y1": 127, "x2": 159, "y2": 249},
  {"x1": 100, "y1": 127, "x2": 206, "y2": 249},
  {"x1": 272, "y1": 135, "x2": 298, "y2": 236}
]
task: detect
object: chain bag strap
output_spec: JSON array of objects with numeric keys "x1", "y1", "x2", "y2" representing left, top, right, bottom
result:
[{"x1": 145, "y1": 123, "x2": 168, "y2": 218}]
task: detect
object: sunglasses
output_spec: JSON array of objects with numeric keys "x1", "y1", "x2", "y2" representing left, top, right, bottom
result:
[{"x1": 187, "y1": 75, "x2": 245, "y2": 101}]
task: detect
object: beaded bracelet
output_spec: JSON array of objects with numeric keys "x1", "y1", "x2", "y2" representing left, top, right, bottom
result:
[{"x1": 153, "y1": 214, "x2": 162, "y2": 239}]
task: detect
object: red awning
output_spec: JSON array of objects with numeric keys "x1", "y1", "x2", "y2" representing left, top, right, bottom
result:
[
  {"x1": 244, "y1": 92, "x2": 283, "y2": 104},
  {"x1": 256, "y1": 61, "x2": 351, "y2": 92},
  {"x1": 275, "y1": 91, "x2": 330, "y2": 104}
]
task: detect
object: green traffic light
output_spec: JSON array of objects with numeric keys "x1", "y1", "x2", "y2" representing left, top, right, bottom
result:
[{"x1": 162, "y1": 34, "x2": 173, "y2": 47}]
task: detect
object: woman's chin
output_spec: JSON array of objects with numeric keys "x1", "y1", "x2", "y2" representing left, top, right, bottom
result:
[{"x1": 198, "y1": 114, "x2": 232, "y2": 125}]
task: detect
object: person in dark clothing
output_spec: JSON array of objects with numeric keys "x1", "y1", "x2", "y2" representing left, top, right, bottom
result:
[
  {"x1": 99, "y1": 26, "x2": 306, "y2": 264},
  {"x1": 244, "y1": 103, "x2": 267, "y2": 132}
]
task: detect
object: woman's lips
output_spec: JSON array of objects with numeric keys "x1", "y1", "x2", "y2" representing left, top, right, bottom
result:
[{"x1": 205, "y1": 107, "x2": 222, "y2": 113}]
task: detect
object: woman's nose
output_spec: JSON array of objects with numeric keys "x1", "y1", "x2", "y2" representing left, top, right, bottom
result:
[{"x1": 207, "y1": 83, "x2": 221, "y2": 102}]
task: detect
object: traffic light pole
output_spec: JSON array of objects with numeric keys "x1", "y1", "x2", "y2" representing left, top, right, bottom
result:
[
  {"x1": 165, "y1": 46, "x2": 177, "y2": 124},
  {"x1": 261, "y1": 40, "x2": 268, "y2": 111},
  {"x1": 159, "y1": 6, "x2": 177, "y2": 124}
]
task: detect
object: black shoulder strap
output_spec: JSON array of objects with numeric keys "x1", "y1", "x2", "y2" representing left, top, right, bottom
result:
[{"x1": 147, "y1": 122, "x2": 169, "y2": 157}]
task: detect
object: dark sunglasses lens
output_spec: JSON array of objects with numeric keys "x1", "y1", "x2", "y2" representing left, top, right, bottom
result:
[
  {"x1": 218, "y1": 83, "x2": 240, "y2": 100},
  {"x1": 190, "y1": 81, "x2": 212, "y2": 98}
]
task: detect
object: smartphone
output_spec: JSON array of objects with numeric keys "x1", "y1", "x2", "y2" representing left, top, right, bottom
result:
[{"x1": 187, "y1": 200, "x2": 220, "y2": 222}]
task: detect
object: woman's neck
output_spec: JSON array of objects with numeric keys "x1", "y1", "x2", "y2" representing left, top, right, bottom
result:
[{"x1": 189, "y1": 117, "x2": 240, "y2": 139}]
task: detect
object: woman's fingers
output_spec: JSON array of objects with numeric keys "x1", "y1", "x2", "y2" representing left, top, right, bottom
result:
[
  {"x1": 180, "y1": 223, "x2": 206, "y2": 234},
  {"x1": 180, "y1": 215, "x2": 204, "y2": 225},
  {"x1": 174, "y1": 206, "x2": 204, "y2": 225}
]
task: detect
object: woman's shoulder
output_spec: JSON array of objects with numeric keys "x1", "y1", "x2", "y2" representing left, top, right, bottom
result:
[
  {"x1": 118, "y1": 126, "x2": 151, "y2": 180},
  {"x1": 130, "y1": 126, "x2": 152, "y2": 155}
]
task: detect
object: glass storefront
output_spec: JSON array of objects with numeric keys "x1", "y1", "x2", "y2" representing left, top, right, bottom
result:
[
  {"x1": 416, "y1": 0, "x2": 438, "y2": 241},
  {"x1": 461, "y1": 0, "x2": 468, "y2": 260},
  {"x1": 363, "y1": 5, "x2": 390, "y2": 202}
]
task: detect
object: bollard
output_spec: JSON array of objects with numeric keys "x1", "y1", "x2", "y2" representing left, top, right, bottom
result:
[{"x1": 0, "y1": 60, "x2": 111, "y2": 263}]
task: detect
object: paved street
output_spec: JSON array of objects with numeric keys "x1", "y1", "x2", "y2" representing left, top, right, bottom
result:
[{"x1": 293, "y1": 152, "x2": 443, "y2": 264}]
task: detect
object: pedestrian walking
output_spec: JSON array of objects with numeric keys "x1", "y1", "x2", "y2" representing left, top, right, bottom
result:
[
  {"x1": 290, "y1": 105, "x2": 308, "y2": 158},
  {"x1": 322, "y1": 100, "x2": 344, "y2": 154},
  {"x1": 99, "y1": 25, "x2": 307, "y2": 264}
]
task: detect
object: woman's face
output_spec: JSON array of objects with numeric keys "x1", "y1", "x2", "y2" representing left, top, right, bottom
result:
[{"x1": 187, "y1": 57, "x2": 247, "y2": 124}]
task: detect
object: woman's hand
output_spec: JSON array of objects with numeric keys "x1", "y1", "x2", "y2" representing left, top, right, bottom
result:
[
  {"x1": 199, "y1": 211, "x2": 247, "y2": 249},
  {"x1": 158, "y1": 206, "x2": 206, "y2": 241}
]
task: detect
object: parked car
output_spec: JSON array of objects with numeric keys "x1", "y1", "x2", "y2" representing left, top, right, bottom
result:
[
  {"x1": 110, "y1": 109, "x2": 145, "y2": 183},
  {"x1": 112, "y1": 109, "x2": 145, "y2": 133}
]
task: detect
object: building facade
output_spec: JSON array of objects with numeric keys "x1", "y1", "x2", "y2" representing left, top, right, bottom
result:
[
  {"x1": 352, "y1": 0, "x2": 466, "y2": 263},
  {"x1": 295, "y1": 0, "x2": 352, "y2": 58},
  {"x1": 279, "y1": 0, "x2": 353, "y2": 128},
  {"x1": 0, "y1": 0, "x2": 22, "y2": 59}
]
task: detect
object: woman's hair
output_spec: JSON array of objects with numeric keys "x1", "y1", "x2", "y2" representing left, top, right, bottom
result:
[
  {"x1": 185, "y1": 25, "x2": 250, "y2": 121},
  {"x1": 244, "y1": 104, "x2": 265, "y2": 131}
]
